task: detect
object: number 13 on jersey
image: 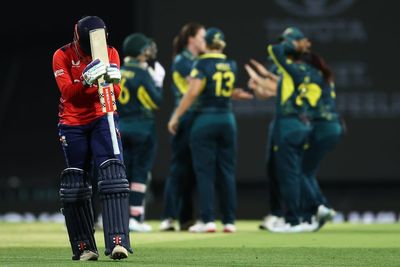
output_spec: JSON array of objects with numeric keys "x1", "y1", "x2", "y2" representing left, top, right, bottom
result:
[{"x1": 213, "y1": 71, "x2": 235, "y2": 97}]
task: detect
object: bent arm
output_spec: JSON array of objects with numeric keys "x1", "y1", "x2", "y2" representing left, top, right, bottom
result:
[
  {"x1": 173, "y1": 78, "x2": 203, "y2": 118},
  {"x1": 52, "y1": 50, "x2": 87, "y2": 100}
]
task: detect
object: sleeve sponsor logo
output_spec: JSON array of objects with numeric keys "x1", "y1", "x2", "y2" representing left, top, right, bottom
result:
[{"x1": 54, "y1": 69, "x2": 64, "y2": 77}]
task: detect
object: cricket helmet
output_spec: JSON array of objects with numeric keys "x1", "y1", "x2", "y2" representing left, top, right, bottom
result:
[
  {"x1": 279, "y1": 27, "x2": 306, "y2": 42},
  {"x1": 74, "y1": 16, "x2": 107, "y2": 55},
  {"x1": 122, "y1": 33, "x2": 152, "y2": 57}
]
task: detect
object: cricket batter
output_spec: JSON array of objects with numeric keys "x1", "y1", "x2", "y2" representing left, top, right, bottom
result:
[{"x1": 52, "y1": 16, "x2": 132, "y2": 260}]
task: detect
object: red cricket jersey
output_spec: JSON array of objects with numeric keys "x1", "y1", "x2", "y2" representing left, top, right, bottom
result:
[{"x1": 52, "y1": 42, "x2": 121, "y2": 125}]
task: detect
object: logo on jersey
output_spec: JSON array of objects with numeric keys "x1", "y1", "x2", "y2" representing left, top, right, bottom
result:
[
  {"x1": 54, "y1": 69, "x2": 64, "y2": 77},
  {"x1": 71, "y1": 60, "x2": 81, "y2": 68},
  {"x1": 274, "y1": 0, "x2": 355, "y2": 17}
]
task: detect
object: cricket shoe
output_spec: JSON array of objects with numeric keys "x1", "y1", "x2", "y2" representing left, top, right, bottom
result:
[
  {"x1": 159, "y1": 218, "x2": 176, "y2": 231},
  {"x1": 316, "y1": 205, "x2": 336, "y2": 230},
  {"x1": 79, "y1": 250, "x2": 99, "y2": 261},
  {"x1": 223, "y1": 224, "x2": 236, "y2": 233},
  {"x1": 189, "y1": 221, "x2": 216, "y2": 233},
  {"x1": 110, "y1": 245, "x2": 128, "y2": 260},
  {"x1": 267, "y1": 222, "x2": 316, "y2": 233},
  {"x1": 129, "y1": 218, "x2": 152, "y2": 232},
  {"x1": 300, "y1": 221, "x2": 319, "y2": 232},
  {"x1": 259, "y1": 215, "x2": 285, "y2": 230}
]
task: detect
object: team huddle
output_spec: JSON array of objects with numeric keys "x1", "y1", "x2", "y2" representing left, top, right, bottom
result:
[{"x1": 52, "y1": 15, "x2": 342, "y2": 261}]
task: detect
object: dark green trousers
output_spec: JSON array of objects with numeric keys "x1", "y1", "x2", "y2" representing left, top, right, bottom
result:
[
  {"x1": 190, "y1": 112, "x2": 237, "y2": 224},
  {"x1": 301, "y1": 120, "x2": 343, "y2": 221},
  {"x1": 162, "y1": 112, "x2": 196, "y2": 226},
  {"x1": 265, "y1": 119, "x2": 284, "y2": 217},
  {"x1": 119, "y1": 118, "x2": 156, "y2": 220},
  {"x1": 273, "y1": 116, "x2": 311, "y2": 225}
]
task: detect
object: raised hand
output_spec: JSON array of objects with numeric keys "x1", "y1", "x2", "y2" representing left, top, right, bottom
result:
[{"x1": 249, "y1": 59, "x2": 279, "y2": 81}]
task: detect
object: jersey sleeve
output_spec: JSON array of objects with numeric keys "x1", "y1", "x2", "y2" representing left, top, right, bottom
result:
[
  {"x1": 172, "y1": 58, "x2": 191, "y2": 94},
  {"x1": 267, "y1": 43, "x2": 302, "y2": 84},
  {"x1": 52, "y1": 49, "x2": 86, "y2": 100},
  {"x1": 268, "y1": 43, "x2": 304, "y2": 105},
  {"x1": 137, "y1": 70, "x2": 162, "y2": 110},
  {"x1": 190, "y1": 60, "x2": 206, "y2": 80}
]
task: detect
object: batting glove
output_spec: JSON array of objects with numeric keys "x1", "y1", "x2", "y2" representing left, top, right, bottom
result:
[
  {"x1": 82, "y1": 59, "x2": 106, "y2": 86},
  {"x1": 105, "y1": 63, "x2": 121, "y2": 84}
]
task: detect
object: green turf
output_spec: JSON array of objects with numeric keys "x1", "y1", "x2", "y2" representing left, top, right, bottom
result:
[{"x1": 1, "y1": 221, "x2": 400, "y2": 266}]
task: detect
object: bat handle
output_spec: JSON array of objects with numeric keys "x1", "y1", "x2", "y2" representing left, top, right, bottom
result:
[{"x1": 107, "y1": 112, "x2": 120, "y2": 155}]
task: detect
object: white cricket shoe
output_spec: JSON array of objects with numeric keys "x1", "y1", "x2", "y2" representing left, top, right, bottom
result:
[
  {"x1": 80, "y1": 250, "x2": 99, "y2": 261},
  {"x1": 300, "y1": 221, "x2": 319, "y2": 232},
  {"x1": 267, "y1": 223, "x2": 303, "y2": 233},
  {"x1": 259, "y1": 215, "x2": 285, "y2": 230},
  {"x1": 129, "y1": 218, "x2": 152, "y2": 232},
  {"x1": 110, "y1": 245, "x2": 128, "y2": 260},
  {"x1": 316, "y1": 205, "x2": 336, "y2": 229},
  {"x1": 159, "y1": 219, "x2": 176, "y2": 231},
  {"x1": 223, "y1": 224, "x2": 236, "y2": 233},
  {"x1": 267, "y1": 222, "x2": 317, "y2": 233},
  {"x1": 189, "y1": 221, "x2": 216, "y2": 233}
]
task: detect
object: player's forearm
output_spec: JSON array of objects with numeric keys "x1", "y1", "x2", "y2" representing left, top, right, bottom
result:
[
  {"x1": 174, "y1": 90, "x2": 196, "y2": 118},
  {"x1": 59, "y1": 82, "x2": 87, "y2": 100},
  {"x1": 174, "y1": 79, "x2": 202, "y2": 118}
]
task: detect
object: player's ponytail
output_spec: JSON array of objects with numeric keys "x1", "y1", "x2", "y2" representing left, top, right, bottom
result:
[
  {"x1": 172, "y1": 22, "x2": 204, "y2": 58},
  {"x1": 303, "y1": 52, "x2": 334, "y2": 83}
]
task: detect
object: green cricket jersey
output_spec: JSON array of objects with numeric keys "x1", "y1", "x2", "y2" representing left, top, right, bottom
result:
[
  {"x1": 117, "y1": 58, "x2": 162, "y2": 120},
  {"x1": 300, "y1": 65, "x2": 339, "y2": 121},
  {"x1": 190, "y1": 53, "x2": 237, "y2": 112},
  {"x1": 171, "y1": 49, "x2": 196, "y2": 107},
  {"x1": 268, "y1": 43, "x2": 310, "y2": 117}
]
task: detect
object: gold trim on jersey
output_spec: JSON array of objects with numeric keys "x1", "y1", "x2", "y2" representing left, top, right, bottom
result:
[
  {"x1": 137, "y1": 86, "x2": 158, "y2": 110},
  {"x1": 268, "y1": 45, "x2": 295, "y2": 105},
  {"x1": 173, "y1": 71, "x2": 189, "y2": 94},
  {"x1": 199, "y1": 53, "x2": 227, "y2": 59}
]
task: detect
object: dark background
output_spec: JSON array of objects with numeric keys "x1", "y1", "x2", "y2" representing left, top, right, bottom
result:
[{"x1": 1, "y1": 0, "x2": 399, "y2": 219}]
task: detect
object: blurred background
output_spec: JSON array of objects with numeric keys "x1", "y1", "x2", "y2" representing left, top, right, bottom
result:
[{"x1": 0, "y1": 0, "x2": 399, "y2": 222}]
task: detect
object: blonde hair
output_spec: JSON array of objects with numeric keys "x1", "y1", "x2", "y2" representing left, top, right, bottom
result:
[{"x1": 207, "y1": 39, "x2": 226, "y2": 50}]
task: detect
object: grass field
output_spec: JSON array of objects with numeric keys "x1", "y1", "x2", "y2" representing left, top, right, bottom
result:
[{"x1": 1, "y1": 221, "x2": 400, "y2": 266}]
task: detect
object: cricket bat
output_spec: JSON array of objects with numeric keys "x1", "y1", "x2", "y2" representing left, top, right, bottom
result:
[{"x1": 89, "y1": 28, "x2": 120, "y2": 155}]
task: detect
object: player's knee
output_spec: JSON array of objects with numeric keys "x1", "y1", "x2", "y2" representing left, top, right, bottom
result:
[
  {"x1": 59, "y1": 168, "x2": 92, "y2": 202},
  {"x1": 98, "y1": 159, "x2": 129, "y2": 195}
]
